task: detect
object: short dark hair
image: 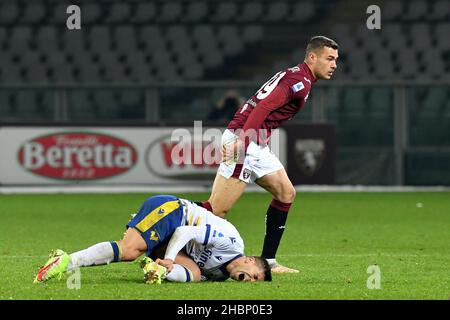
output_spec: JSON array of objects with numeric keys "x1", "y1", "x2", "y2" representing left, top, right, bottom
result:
[
  {"x1": 305, "y1": 36, "x2": 339, "y2": 58},
  {"x1": 254, "y1": 256, "x2": 272, "y2": 282}
]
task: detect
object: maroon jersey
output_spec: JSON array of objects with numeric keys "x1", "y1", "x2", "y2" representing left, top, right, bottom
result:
[{"x1": 227, "y1": 62, "x2": 316, "y2": 142}]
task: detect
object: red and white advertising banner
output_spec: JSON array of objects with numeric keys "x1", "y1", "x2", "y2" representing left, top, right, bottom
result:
[{"x1": 0, "y1": 126, "x2": 286, "y2": 185}]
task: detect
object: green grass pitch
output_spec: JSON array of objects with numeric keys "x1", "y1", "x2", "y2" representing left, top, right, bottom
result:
[{"x1": 0, "y1": 192, "x2": 449, "y2": 300}]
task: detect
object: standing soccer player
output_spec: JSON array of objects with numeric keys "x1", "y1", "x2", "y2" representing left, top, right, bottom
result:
[{"x1": 199, "y1": 36, "x2": 339, "y2": 273}]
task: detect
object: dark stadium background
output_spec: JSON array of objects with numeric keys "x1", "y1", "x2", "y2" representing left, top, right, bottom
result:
[{"x1": 0, "y1": 0, "x2": 449, "y2": 187}]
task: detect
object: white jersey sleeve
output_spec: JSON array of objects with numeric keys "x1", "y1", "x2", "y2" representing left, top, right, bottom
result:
[
  {"x1": 164, "y1": 224, "x2": 241, "y2": 261},
  {"x1": 164, "y1": 225, "x2": 212, "y2": 261}
]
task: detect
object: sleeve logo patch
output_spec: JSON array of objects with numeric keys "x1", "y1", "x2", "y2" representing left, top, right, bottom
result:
[{"x1": 291, "y1": 82, "x2": 304, "y2": 93}]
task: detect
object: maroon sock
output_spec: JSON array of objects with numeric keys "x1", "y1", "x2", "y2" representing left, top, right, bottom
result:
[
  {"x1": 194, "y1": 201, "x2": 213, "y2": 213},
  {"x1": 202, "y1": 201, "x2": 213, "y2": 212}
]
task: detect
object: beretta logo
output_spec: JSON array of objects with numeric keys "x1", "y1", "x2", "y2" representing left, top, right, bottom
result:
[{"x1": 17, "y1": 132, "x2": 138, "y2": 180}]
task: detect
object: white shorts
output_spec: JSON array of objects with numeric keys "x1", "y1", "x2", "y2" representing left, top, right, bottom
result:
[{"x1": 218, "y1": 129, "x2": 284, "y2": 183}]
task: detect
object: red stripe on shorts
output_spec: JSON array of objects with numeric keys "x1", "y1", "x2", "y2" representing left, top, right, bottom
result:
[{"x1": 231, "y1": 163, "x2": 243, "y2": 179}]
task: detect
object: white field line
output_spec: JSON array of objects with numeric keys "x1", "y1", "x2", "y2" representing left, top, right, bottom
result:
[
  {"x1": 0, "y1": 255, "x2": 47, "y2": 259},
  {"x1": 0, "y1": 253, "x2": 446, "y2": 260},
  {"x1": 1, "y1": 185, "x2": 450, "y2": 194},
  {"x1": 276, "y1": 253, "x2": 448, "y2": 258}
]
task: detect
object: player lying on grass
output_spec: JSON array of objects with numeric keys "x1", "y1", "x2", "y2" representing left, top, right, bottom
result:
[{"x1": 34, "y1": 195, "x2": 272, "y2": 284}]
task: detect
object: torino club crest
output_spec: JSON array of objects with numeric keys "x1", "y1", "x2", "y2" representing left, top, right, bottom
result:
[
  {"x1": 294, "y1": 139, "x2": 325, "y2": 176},
  {"x1": 242, "y1": 168, "x2": 252, "y2": 180}
]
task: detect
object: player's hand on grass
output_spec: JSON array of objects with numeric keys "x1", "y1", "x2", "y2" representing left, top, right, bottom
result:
[{"x1": 155, "y1": 258, "x2": 174, "y2": 273}]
